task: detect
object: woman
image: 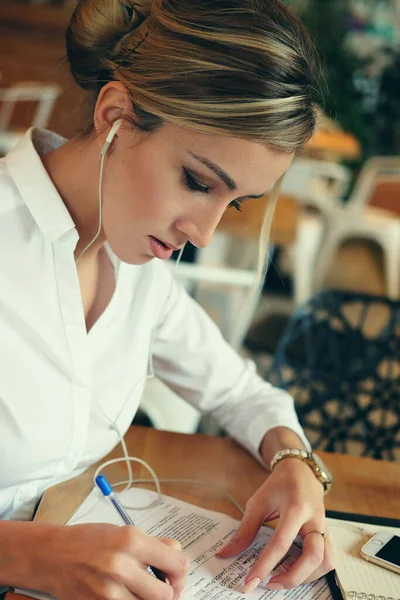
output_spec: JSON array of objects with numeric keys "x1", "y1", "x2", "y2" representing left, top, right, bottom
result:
[{"x1": 0, "y1": 0, "x2": 334, "y2": 598}]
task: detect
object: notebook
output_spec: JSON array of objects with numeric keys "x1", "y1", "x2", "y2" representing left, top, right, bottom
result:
[{"x1": 326, "y1": 511, "x2": 400, "y2": 600}]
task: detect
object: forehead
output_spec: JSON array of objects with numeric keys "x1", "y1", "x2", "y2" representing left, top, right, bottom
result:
[{"x1": 154, "y1": 123, "x2": 294, "y2": 191}]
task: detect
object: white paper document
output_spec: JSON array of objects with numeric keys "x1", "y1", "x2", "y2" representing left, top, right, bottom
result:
[{"x1": 15, "y1": 487, "x2": 333, "y2": 600}]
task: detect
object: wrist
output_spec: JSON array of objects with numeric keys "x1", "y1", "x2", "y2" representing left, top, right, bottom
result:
[
  {"x1": 272, "y1": 454, "x2": 323, "y2": 488},
  {"x1": 0, "y1": 521, "x2": 60, "y2": 591},
  {"x1": 259, "y1": 427, "x2": 307, "y2": 467},
  {"x1": 272, "y1": 458, "x2": 326, "y2": 503},
  {"x1": 270, "y1": 448, "x2": 333, "y2": 494}
]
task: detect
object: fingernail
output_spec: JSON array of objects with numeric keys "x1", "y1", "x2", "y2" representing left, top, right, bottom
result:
[
  {"x1": 243, "y1": 577, "x2": 261, "y2": 594},
  {"x1": 268, "y1": 582, "x2": 284, "y2": 591}
]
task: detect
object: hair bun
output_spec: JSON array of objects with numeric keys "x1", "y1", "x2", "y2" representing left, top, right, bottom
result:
[
  {"x1": 66, "y1": 0, "x2": 318, "y2": 157},
  {"x1": 66, "y1": 0, "x2": 150, "y2": 90}
]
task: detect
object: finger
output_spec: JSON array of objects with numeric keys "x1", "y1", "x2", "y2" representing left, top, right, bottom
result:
[
  {"x1": 303, "y1": 529, "x2": 336, "y2": 584},
  {"x1": 126, "y1": 533, "x2": 189, "y2": 598},
  {"x1": 242, "y1": 509, "x2": 303, "y2": 593},
  {"x1": 121, "y1": 563, "x2": 175, "y2": 600},
  {"x1": 65, "y1": 571, "x2": 142, "y2": 600},
  {"x1": 113, "y1": 584, "x2": 142, "y2": 600},
  {"x1": 158, "y1": 538, "x2": 182, "y2": 551},
  {"x1": 267, "y1": 525, "x2": 326, "y2": 589},
  {"x1": 216, "y1": 498, "x2": 265, "y2": 558},
  {"x1": 126, "y1": 530, "x2": 188, "y2": 579},
  {"x1": 83, "y1": 576, "x2": 142, "y2": 600},
  {"x1": 154, "y1": 539, "x2": 182, "y2": 583}
]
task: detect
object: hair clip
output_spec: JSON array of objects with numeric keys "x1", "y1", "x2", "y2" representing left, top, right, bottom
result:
[
  {"x1": 115, "y1": 31, "x2": 149, "y2": 68},
  {"x1": 132, "y1": 31, "x2": 149, "y2": 53}
]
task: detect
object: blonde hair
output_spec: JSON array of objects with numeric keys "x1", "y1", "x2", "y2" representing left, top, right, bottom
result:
[{"x1": 66, "y1": 0, "x2": 319, "y2": 320}]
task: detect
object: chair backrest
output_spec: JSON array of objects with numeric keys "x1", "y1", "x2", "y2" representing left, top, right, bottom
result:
[
  {"x1": 280, "y1": 158, "x2": 351, "y2": 215},
  {"x1": 348, "y1": 156, "x2": 400, "y2": 213},
  {"x1": 169, "y1": 236, "x2": 260, "y2": 350},
  {"x1": 0, "y1": 82, "x2": 62, "y2": 131},
  {"x1": 268, "y1": 290, "x2": 400, "y2": 461},
  {"x1": 368, "y1": 176, "x2": 400, "y2": 217}
]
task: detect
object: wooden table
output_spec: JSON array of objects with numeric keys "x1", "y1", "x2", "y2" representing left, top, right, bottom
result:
[{"x1": 7, "y1": 425, "x2": 400, "y2": 599}]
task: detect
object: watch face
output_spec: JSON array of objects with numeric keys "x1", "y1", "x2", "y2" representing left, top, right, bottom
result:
[{"x1": 311, "y1": 453, "x2": 332, "y2": 483}]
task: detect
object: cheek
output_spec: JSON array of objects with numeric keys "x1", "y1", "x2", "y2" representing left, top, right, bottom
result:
[
  {"x1": 103, "y1": 161, "x2": 161, "y2": 221},
  {"x1": 132, "y1": 167, "x2": 187, "y2": 222},
  {"x1": 105, "y1": 155, "x2": 189, "y2": 227}
]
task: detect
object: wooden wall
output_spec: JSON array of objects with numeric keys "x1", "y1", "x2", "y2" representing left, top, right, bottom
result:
[
  {"x1": 1, "y1": 3, "x2": 398, "y2": 218},
  {"x1": 0, "y1": 2, "x2": 86, "y2": 138}
]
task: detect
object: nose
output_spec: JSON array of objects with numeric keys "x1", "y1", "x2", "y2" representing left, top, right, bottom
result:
[{"x1": 175, "y1": 208, "x2": 225, "y2": 249}]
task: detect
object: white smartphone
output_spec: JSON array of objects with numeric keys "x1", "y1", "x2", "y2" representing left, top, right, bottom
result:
[{"x1": 360, "y1": 531, "x2": 400, "y2": 575}]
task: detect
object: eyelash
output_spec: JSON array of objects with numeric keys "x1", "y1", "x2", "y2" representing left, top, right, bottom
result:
[
  {"x1": 183, "y1": 168, "x2": 210, "y2": 194},
  {"x1": 183, "y1": 168, "x2": 242, "y2": 212},
  {"x1": 228, "y1": 200, "x2": 242, "y2": 212}
]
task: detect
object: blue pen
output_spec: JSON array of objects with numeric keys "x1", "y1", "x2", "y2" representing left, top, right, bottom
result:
[{"x1": 95, "y1": 474, "x2": 168, "y2": 583}]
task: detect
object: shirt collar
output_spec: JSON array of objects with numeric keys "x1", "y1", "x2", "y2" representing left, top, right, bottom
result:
[{"x1": 5, "y1": 127, "x2": 77, "y2": 243}]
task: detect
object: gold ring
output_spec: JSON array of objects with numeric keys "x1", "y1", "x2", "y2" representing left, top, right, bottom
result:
[{"x1": 303, "y1": 530, "x2": 326, "y2": 540}]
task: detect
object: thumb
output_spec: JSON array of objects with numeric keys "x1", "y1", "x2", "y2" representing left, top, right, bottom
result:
[
  {"x1": 158, "y1": 537, "x2": 182, "y2": 551},
  {"x1": 216, "y1": 503, "x2": 265, "y2": 558}
]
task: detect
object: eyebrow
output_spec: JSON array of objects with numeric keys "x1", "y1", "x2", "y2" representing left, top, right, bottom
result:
[{"x1": 188, "y1": 151, "x2": 265, "y2": 200}]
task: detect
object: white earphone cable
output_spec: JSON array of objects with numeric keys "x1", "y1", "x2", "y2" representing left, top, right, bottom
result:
[
  {"x1": 75, "y1": 152, "x2": 106, "y2": 263},
  {"x1": 77, "y1": 122, "x2": 243, "y2": 521}
]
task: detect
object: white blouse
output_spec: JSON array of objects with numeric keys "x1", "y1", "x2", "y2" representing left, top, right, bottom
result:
[{"x1": 0, "y1": 128, "x2": 309, "y2": 522}]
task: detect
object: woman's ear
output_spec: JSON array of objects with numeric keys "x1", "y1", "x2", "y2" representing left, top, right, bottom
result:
[{"x1": 93, "y1": 81, "x2": 133, "y2": 151}]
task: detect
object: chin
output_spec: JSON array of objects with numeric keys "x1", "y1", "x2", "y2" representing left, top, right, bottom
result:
[
  {"x1": 107, "y1": 239, "x2": 154, "y2": 265},
  {"x1": 118, "y1": 252, "x2": 154, "y2": 265}
]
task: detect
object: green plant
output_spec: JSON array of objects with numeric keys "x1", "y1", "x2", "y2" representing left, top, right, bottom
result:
[
  {"x1": 372, "y1": 49, "x2": 400, "y2": 155},
  {"x1": 284, "y1": 0, "x2": 372, "y2": 163}
]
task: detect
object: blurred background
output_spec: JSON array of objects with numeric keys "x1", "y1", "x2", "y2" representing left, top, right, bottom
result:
[{"x1": 0, "y1": 0, "x2": 399, "y2": 460}]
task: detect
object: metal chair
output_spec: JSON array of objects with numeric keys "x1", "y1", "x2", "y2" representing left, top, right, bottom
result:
[
  {"x1": 173, "y1": 233, "x2": 261, "y2": 350},
  {"x1": 267, "y1": 290, "x2": 400, "y2": 461},
  {"x1": 280, "y1": 158, "x2": 352, "y2": 305},
  {"x1": 0, "y1": 82, "x2": 61, "y2": 155},
  {"x1": 284, "y1": 157, "x2": 400, "y2": 304}
]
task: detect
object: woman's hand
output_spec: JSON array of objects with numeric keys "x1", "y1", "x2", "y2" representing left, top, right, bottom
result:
[
  {"x1": 216, "y1": 458, "x2": 334, "y2": 594},
  {"x1": 39, "y1": 523, "x2": 189, "y2": 600}
]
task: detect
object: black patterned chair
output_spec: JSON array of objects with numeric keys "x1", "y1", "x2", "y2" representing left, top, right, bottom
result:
[{"x1": 267, "y1": 291, "x2": 400, "y2": 461}]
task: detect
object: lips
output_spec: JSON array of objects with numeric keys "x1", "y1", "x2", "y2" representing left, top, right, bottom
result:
[
  {"x1": 148, "y1": 236, "x2": 175, "y2": 260},
  {"x1": 159, "y1": 240, "x2": 179, "y2": 251}
]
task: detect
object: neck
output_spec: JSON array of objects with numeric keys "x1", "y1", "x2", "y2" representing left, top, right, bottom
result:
[{"x1": 41, "y1": 135, "x2": 105, "y2": 260}]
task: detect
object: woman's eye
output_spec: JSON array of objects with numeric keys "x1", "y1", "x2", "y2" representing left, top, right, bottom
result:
[
  {"x1": 228, "y1": 200, "x2": 242, "y2": 212},
  {"x1": 183, "y1": 168, "x2": 210, "y2": 194}
]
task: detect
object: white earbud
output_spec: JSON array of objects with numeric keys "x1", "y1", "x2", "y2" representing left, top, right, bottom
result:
[
  {"x1": 100, "y1": 119, "x2": 123, "y2": 156},
  {"x1": 76, "y1": 119, "x2": 123, "y2": 261}
]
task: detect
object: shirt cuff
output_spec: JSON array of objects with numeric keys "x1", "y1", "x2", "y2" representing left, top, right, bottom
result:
[{"x1": 242, "y1": 417, "x2": 312, "y2": 470}]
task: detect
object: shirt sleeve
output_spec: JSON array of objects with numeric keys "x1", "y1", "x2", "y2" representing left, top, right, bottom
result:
[{"x1": 151, "y1": 265, "x2": 311, "y2": 464}]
